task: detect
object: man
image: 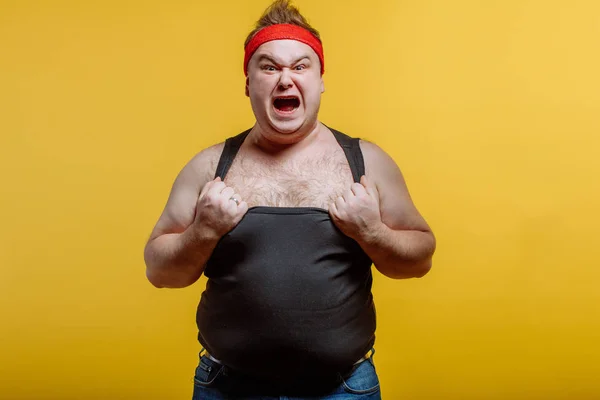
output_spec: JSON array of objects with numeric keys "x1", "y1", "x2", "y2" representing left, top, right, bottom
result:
[{"x1": 144, "y1": 0, "x2": 436, "y2": 398}]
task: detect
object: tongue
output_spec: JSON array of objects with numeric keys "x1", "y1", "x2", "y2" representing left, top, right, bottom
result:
[{"x1": 275, "y1": 98, "x2": 298, "y2": 112}]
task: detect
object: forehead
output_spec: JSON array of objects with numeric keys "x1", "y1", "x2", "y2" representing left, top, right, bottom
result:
[{"x1": 252, "y1": 39, "x2": 319, "y2": 62}]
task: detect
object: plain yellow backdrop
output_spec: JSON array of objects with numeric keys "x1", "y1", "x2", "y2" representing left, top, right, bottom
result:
[{"x1": 1, "y1": 0, "x2": 599, "y2": 399}]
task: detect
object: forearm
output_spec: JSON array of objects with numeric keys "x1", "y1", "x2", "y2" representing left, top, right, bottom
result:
[
  {"x1": 144, "y1": 228, "x2": 220, "y2": 288},
  {"x1": 357, "y1": 223, "x2": 436, "y2": 279}
]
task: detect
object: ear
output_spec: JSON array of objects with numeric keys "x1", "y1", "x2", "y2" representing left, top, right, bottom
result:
[
  {"x1": 320, "y1": 76, "x2": 325, "y2": 94},
  {"x1": 245, "y1": 76, "x2": 250, "y2": 97}
]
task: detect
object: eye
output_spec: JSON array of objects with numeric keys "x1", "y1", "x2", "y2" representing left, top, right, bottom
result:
[
  {"x1": 294, "y1": 64, "x2": 306, "y2": 71},
  {"x1": 262, "y1": 65, "x2": 277, "y2": 71}
]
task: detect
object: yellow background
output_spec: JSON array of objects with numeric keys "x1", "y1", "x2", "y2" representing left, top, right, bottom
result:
[{"x1": 1, "y1": 0, "x2": 599, "y2": 399}]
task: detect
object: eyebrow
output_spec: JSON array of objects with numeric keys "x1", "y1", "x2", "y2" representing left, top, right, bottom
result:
[{"x1": 256, "y1": 54, "x2": 311, "y2": 65}]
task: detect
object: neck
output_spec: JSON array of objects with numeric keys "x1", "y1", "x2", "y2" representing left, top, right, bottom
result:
[{"x1": 248, "y1": 121, "x2": 323, "y2": 155}]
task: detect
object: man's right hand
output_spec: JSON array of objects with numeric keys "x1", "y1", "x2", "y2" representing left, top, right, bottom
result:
[{"x1": 191, "y1": 177, "x2": 249, "y2": 238}]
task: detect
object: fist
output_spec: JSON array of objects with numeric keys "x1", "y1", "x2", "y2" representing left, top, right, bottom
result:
[
  {"x1": 193, "y1": 177, "x2": 248, "y2": 238},
  {"x1": 329, "y1": 175, "x2": 382, "y2": 241}
]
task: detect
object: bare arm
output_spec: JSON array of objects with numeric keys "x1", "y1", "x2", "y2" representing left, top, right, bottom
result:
[
  {"x1": 144, "y1": 144, "x2": 249, "y2": 288},
  {"x1": 144, "y1": 226, "x2": 221, "y2": 288},
  {"x1": 329, "y1": 141, "x2": 436, "y2": 279},
  {"x1": 360, "y1": 141, "x2": 435, "y2": 278},
  {"x1": 143, "y1": 147, "x2": 219, "y2": 288}
]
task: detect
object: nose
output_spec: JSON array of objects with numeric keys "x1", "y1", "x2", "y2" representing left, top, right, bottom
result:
[{"x1": 278, "y1": 68, "x2": 294, "y2": 90}]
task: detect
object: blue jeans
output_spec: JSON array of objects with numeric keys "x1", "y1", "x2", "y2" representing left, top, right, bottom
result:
[{"x1": 192, "y1": 350, "x2": 381, "y2": 399}]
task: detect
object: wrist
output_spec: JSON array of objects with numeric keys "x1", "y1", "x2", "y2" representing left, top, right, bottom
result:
[
  {"x1": 182, "y1": 224, "x2": 221, "y2": 250},
  {"x1": 358, "y1": 221, "x2": 388, "y2": 246}
]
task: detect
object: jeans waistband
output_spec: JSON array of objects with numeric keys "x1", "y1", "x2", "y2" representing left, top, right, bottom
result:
[{"x1": 202, "y1": 347, "x2": 375, "y2": 366}]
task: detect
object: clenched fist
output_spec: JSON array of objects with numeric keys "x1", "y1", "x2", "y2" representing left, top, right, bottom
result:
[
  {"x1": 329, "y1": 175, "x2": 382, "y2": 241},
  {"x1": 191, "y1": 177, "x2": 249, "y2": 238}
]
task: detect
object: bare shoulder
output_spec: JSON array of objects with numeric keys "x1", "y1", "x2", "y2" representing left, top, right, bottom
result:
[
  {"x1": 359, "y1": 139, "x2": 399, "y2": 179},
  {"x1": 184, "y1": 142, "x2": 224, "y2": 182},
  {"x1": 359, "y1": 139, "x2": 431, "y2": 232},
  {"x1": 168, "y1": 141, "x2": 224, "y2": 195},
  {"x1": 147, "y1": 142, "x2": 224, "y2": 240},
  {"x1": 359, "y1": 140, "x2": 410, "y2": 194}
]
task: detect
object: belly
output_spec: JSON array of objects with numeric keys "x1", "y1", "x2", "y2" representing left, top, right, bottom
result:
[{"x1": 195, "y1": 208, "x2": 376, "y2": 378}]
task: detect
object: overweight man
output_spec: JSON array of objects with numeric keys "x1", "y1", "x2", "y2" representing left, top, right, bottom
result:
[{"x1": 144, "y1": 1, "x2": 436, "y2": 398}]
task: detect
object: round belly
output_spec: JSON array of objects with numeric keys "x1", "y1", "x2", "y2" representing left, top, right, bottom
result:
[
  {"x1": 196, "y1": 283, "x2": 376, "y2": 378},
  {"x1": 196, "y1": 209, "x2": 376, "y2": 378}
]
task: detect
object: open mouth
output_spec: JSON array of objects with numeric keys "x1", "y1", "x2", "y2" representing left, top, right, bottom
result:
[{"x1": 273, "y1": 96, "x2": 300, "y2": 112}]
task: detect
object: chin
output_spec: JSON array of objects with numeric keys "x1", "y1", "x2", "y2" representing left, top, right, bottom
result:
[
  {"x1": 265, "y1": 114, "x2": 304, "y2": 135},
  {"x1": 269, "y1": 122, "x2": 303, "y2": 135}
]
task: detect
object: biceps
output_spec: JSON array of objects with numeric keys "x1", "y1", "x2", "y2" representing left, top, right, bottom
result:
[
  {"x1": 149, "y1": 178, "x2": 201, "y2": 240},
  {"x1": 163, "y1": 192, "x2": 198, "y2": 233},
  {"x1": 375, "y1": 170, "x2": 431, "y2": 232},
  {"x1": 361, "y1": 140, "x2": 431, "y2": 233},
  {"x1": 379, "y1": 190, "x2": 429, "y2": 232}
]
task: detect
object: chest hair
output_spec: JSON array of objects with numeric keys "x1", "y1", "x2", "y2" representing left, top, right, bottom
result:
[{"x1": 224, "y1": 148, "x2": 354, "y2": 209}]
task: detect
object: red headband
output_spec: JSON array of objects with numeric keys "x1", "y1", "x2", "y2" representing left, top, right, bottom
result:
[{"x1": 244, "y1": 23, "x2": 324, "y2": 76}]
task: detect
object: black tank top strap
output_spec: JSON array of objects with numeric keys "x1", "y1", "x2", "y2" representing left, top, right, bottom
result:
[
  {"x1": 214, "y1": 126, "x2": 365, "y2": 182},
  {"x1": 329, "y1": 127, "x2": 366, "y2": 183},
  {"x1": 213, "y1": 128, "x2": 252, "y2": 180}
]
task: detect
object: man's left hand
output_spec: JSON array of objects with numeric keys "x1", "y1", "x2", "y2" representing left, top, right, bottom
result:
[{"x1": 329, "y1": 175, "x2": 383, "y2": 241}]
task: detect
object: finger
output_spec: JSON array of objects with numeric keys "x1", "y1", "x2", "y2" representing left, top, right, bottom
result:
[
  {"x1": 207, "y1": 181, "x2": 226, "y2": 197},
  {"x1": 230, "y1": 201, "x2": 249, "y2": 226},
  {"x1": 220, "y1": 186, "x2": 235, "y2": 201},
  {"x1": 228, "y1": 193, "x2": 243, "y2": 209},
  {"x1": 344, "y1": 188, "x2": 355, "y2": 202},
  {"x1": 224, "y1": 196, "x2": 238, "y2": 215},
  {"x1": 350, "y1": 182, "x2": 367, "y2": 197},
  {"x1": 199, "y1": 178, "x2": 218, "y2": 199},
  {"x1": 237, "y1": 200, "x2": 249, "y2": 215},
  {"x1": 329, "y1": 202, "x2": 339, "y2": 218},
  {"x1": 334, "y1": 197, "x2": 350, "y2": 220},
  {"x1": 361, "y1": 175, "x2": 379, "y2": 198},
  {"x1": 199, "y1": 184, "x2": 210, "y2": 200},
  {"x1": 335, "y1": 196, "x2": 346, "y2": 212}
]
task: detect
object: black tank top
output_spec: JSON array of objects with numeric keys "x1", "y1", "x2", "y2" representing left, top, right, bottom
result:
[{"x1": 196, "y1": 127, "x2": 376, "y2": 381}]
